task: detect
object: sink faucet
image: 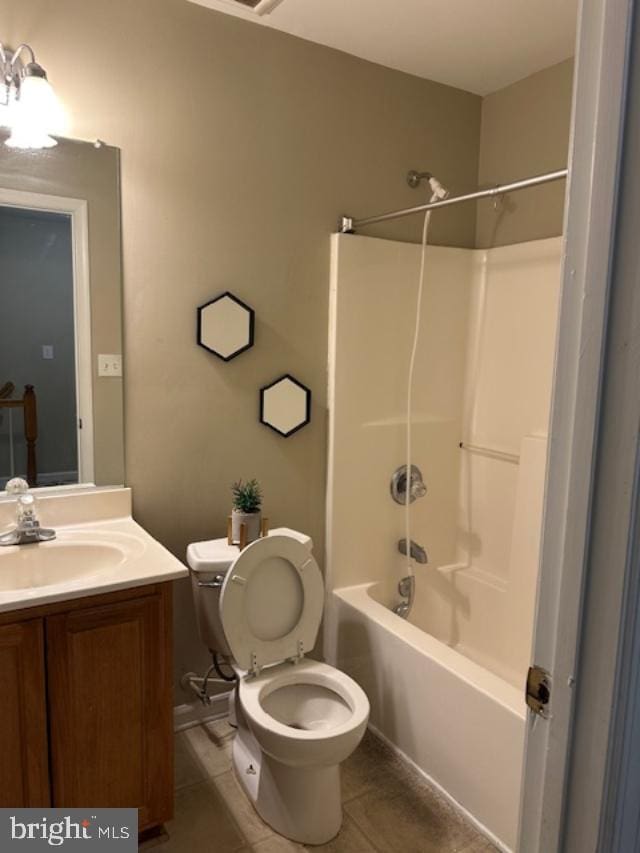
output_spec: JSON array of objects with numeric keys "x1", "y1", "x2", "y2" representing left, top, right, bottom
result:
[{"x1": 0, "y1": 478, "x2": 56, "y2": 546}]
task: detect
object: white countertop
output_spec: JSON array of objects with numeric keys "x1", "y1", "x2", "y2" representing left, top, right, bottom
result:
[{"x1": 0, "y1": 487, "x2": 188, "y2": 613}]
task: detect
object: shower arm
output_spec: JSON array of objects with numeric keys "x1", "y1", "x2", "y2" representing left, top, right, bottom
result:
[{"x1": 339, "y1": 167, "x2": 568, "y2": 233}]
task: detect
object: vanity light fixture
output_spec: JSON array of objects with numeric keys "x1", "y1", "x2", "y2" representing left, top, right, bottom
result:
[{"x1": 0, "y1": 42, "x2": 65, "y2": 149}]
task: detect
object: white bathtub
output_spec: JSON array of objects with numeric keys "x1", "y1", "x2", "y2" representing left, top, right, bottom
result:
[{"x1": 325, "y1": 582, "x2": 525, "y2": 852}]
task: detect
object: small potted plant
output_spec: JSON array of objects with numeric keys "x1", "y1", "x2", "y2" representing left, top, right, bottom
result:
[{"x1": 231, "y1": 478, "x2": 263, "y2": 545}]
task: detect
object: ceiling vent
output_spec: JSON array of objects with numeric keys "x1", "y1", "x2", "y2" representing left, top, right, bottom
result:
[{"x1": 226, "y1": 0, "x2": 286, "y2": 14}]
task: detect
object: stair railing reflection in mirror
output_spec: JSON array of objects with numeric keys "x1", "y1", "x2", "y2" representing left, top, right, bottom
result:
[{"x1": 0, "y1": 383, "x2": 38, "y2": 488}]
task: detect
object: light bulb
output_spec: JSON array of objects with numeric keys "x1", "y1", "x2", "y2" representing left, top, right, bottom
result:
[
  {"x1": 20, "y1": 75, "x2": 65, "y2": 133},
  {"x1": 5, "y1": 74, "x2": 66, "y2": 149}
]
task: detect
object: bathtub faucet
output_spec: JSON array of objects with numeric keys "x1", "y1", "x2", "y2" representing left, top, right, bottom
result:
[
  {"x1": 398, "y1": 538, "x2": 428, "y2": 564},
  {"x1": 393, "y1": 575, "x2": 415, "y2": 619}
]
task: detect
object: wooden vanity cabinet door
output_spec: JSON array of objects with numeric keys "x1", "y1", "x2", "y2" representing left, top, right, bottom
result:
[
  {"x1": 0, "y1": 619, "x2": 50, "y2": 807},
  {"x1": 46, "y1": 585, "x2": 173, "y2": 831}
]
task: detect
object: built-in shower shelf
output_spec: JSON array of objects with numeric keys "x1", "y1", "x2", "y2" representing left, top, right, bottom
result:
[
  {"x1": 436, "y1": 561, "x2": 508, "y2": 591},
  {"x1": 363, "y1": 415, "x2": 454, "y2": 428},
  {"x1": 459, "y1": 441, "x2": 520, "y2": 464}
]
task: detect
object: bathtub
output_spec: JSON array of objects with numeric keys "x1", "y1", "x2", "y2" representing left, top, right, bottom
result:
[{"x1": 325, "y1": 582, "x2": 525, "y2": 852}]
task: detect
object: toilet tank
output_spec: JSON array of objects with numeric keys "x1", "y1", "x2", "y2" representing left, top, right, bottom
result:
[
  {"x1": 186, "y1": 528, "x2": 313, "y2": 656},
  {"x1": 187, "y1": 540, "x2": 234, "y2": 655}
]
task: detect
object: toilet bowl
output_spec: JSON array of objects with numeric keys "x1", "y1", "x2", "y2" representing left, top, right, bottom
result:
[
  {"x1": 187, "y1": 528, "x2": 370, "y2": 845},
  {"x1": 234, "y1": 658, "x2": 368, "y2": 844},
  {"x1": 239, "y1": 659, "x2": 368, "y2": 767}
]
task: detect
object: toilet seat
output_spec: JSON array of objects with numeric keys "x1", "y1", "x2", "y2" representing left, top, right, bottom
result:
[
  {"x1": 238, "y1": 659, "x2": 369, "y2": 744},
  {"x1": 220, "y1": 534, "x2": 324, "y2": 675}
]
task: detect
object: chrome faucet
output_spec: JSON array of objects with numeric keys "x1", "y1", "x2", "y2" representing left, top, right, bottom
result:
[
  {"x1": 393, "y1": 575, "x2": 415, "y2": 619},
  {"x1": 0, "y1": 478, "x2": 56, "y2": 546},
  {"x1": 398, "y1": 538, "x2": 428, "y2": 564},
  {"x1": 390, "y1": 464, "x2": 427, "y2": 505}
]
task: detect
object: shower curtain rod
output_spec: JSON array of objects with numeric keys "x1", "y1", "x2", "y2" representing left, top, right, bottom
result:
[{"x1": 338, "y1": 168, "x2": 568, "y2": 233}]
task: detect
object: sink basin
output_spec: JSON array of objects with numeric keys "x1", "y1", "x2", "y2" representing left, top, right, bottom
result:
[
  {"x1": 0, "y1": 531, "x2": 145, "y2": 593},
  {"x1": 0, "y1": 488, "x2": 188, "y2": 613}
]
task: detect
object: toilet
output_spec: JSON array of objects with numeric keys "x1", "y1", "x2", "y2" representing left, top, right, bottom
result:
[{"x1": 187, "y1": 528, "x2": 370, "y2": 845}]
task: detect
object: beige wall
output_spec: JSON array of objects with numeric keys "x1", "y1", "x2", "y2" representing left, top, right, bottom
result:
[
  {"x1": 476, "y1": 59, "x2": 574, "y2": 248},
  {"x1": 0, "y1": 0, "x2": 481, "y2": 695}
]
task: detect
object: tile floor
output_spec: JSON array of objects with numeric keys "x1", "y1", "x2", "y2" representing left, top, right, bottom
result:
[{"x1": 152, "y1": 718, "x2": 499, "y2": 853}]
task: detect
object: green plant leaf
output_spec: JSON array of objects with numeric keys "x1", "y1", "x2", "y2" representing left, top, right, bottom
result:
[{"x1": 231, "y1": 478, "x2": 262, "y2": 513}]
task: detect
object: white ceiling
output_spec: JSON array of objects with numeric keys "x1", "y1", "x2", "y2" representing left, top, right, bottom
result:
[{"x1": 187, "y1": 0, "x2": 578, "y2": 95}]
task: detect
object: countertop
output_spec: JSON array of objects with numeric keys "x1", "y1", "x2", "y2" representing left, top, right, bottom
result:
[{"x1": 0, "y1": 486, "x2": 188, "y2": 613}]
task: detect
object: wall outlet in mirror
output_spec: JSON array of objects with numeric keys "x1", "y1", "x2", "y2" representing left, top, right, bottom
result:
[{"x1": 98, "y1": 354, "x2": 123, "y2": 377}]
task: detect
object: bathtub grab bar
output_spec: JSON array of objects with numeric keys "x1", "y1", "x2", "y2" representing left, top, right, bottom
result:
[{"x1": 459, "y1": 442, "x2": 520, "y2": 464}]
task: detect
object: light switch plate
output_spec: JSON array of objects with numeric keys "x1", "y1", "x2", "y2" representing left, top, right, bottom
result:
[
  {"x1": 98, "y1": 354, "x2": 123, "y2": 377},
  {"x1": 42, "y1": 345, "x2": 54, "y2": 360}
]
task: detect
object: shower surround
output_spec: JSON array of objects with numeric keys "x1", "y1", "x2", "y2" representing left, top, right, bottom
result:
[{"x1": 325, "y1": 233, "x2": 561, "y2": 850}]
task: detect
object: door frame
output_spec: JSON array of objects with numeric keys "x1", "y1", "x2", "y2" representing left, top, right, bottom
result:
[
  {"x1": 519, "y1": 0, "x2": 636, "y2": 849},
  {"x1": 0, "y1": 187, "x2": 95, "y2": 485}
]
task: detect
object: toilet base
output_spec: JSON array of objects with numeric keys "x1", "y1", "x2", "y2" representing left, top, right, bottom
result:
[{"x1": 232, "y1": 728, "x2": 343, "y2": 845}]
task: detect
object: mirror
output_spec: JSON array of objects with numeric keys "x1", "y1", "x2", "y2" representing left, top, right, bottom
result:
[
  {"x1": 0, "y1": 132, "x2": 124, "y2": 489},
  {"x1": 197, "y1": 291, "x2": 255, "y2": 361},
  {"x1": 260, "y1": 374, "x2": 311, "y2": 438}
]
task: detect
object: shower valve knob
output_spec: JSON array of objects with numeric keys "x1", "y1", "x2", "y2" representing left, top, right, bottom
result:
[
  {"x1": 390, "y1": 464, "x2": 427, "y2": 505},
  {"x1": 411, "y1": 480, "x2": 427, "y2": 500}
]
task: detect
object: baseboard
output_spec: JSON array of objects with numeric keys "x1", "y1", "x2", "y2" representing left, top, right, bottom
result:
[
  {"x1": 367, "y1": 723, "x2": 512, "y2": 853},
  {"x1": 173, "y1": 693, "x2": 232, "y2": 732}
]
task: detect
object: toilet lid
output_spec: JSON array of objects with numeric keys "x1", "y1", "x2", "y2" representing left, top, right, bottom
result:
[{"x1": 219, "y1": 534, "x2": 324, "y2": 673}]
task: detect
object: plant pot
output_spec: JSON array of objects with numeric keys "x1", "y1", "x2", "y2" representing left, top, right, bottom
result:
[{"x1": 231, "y1": 509, "x2": 262, "y2": 545}]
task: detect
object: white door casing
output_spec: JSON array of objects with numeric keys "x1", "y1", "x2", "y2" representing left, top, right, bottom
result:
[{"x1": 518, "y1": 0, "x2": 634, "y2": 849}]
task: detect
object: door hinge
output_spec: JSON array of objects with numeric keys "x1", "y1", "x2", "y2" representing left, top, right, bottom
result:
[{"x1": 526, "y1": 665, "x2": 551, "y2": 718}]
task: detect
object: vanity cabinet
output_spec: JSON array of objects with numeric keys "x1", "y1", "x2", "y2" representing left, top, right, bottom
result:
[
  {"x1": 0, "y1": 583, "x2": 173, "y2": 831},
  {"x1": 0, "y1": 620, "x2": 50, "y2": 807}
]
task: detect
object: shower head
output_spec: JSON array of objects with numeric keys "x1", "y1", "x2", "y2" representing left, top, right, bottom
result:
[
  {"x1": 428, "y1": 176, "x2": 449, "y2": 200},
  {"x1": 406, "y1": 169, "x2": 450, "y2": 200}
]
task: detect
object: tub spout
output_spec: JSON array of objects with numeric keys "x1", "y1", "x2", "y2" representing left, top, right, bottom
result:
[{"x1": 398, "y1": 538, "x2": 428, "y2": 564}]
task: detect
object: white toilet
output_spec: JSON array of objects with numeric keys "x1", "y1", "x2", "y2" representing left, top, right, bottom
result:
[{"x1": 187, "y1": 528, "x2": 370, "y2": 845}]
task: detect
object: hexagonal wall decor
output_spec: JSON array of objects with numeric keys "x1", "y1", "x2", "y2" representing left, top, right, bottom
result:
[
  {"x1": 260, "y1": 374, "x2": 311, "y2": 438},
  {"x1": 197, "y1": 292, "x2": 255, "y2": 361}
]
